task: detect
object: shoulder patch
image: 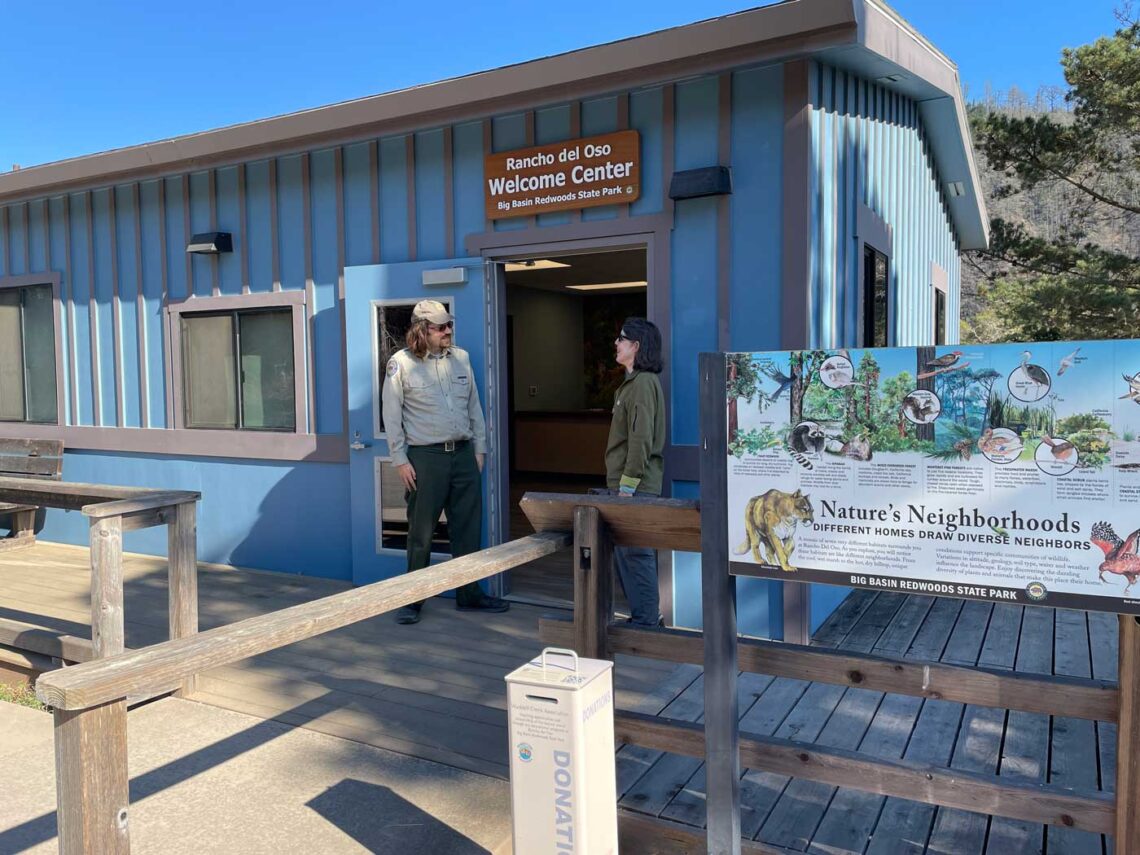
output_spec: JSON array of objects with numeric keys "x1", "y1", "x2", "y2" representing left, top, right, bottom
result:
[{"x1": 386, "y1": 358, "x2": 400, "y2": 377}]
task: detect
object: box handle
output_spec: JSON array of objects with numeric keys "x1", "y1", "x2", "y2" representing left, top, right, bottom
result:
[{"x1": 540, "y1": 647, "x2": 579, "y2": 675}]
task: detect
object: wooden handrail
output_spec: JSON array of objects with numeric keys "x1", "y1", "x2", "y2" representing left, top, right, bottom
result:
[
  {"x1": 37, "y1": 531, "x2": 570, "y2": 711},
  {"x1": 0, "y1": 476, "x2": 200, "y2": 513},
  {"x1": 0, "y1": 617, "x2": 96, "y2": 664},
  {"x1": 520, "y1": 492, "x2": 700, "y2": 551},
  {"x1": 617, "y1": 711, "x2": 1116, "y2": 834},
  {"x1": 539, "y1": 617, "x2": 1119, "y2": 722},
  {"x1": 83, "y1": 491, "x2": 200, "y2": 519}
]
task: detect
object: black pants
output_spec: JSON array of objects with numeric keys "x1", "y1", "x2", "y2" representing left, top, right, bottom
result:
[{"x1": 405, "y1": 443, "x2": 484, "y2": 607}]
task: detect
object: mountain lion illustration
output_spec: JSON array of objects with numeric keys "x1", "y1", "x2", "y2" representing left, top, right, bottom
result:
[{"x1": 734, "y1": 489, "x2": 814, "y2": 572}]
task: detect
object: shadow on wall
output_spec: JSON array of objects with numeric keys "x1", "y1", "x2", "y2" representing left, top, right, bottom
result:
[{"x1": 227, "y1": 459, "x2": 352, "y2": 580}]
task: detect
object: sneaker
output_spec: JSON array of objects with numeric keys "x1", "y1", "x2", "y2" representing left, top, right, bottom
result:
[
  {"x1": 395, "y1": 606, "x2": 421, "y2": 625},
  {"x1": 456, "y1": 595, "x2": 510, "y2": 613}
]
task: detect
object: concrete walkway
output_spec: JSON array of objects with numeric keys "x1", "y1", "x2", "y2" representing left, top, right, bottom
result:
[{"x1": 0, "y1": 697, "x2": 512, "y2": 854}]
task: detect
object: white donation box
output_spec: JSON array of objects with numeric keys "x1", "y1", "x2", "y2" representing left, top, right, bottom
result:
[{"x1": 505, "y1": 647, "x2": 618, "y2": 854}]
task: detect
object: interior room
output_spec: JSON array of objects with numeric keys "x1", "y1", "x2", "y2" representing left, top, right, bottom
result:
[{"x1": 502, "y1": 248, "x2": 648, "y2": 605}]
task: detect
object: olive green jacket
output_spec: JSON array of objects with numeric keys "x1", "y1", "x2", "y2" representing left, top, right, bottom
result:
[{"x1": 605, "y1": 370, "x2": 665, "y2": 495}]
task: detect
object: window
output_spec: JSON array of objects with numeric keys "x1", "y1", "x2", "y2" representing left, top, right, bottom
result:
[
  {"x1": 857, "y1": 205, "x2": 892, "y2": 349},
  {"x1": 375, "y1": 457, "x2": 449, "y2": 553},
  {"x1": 934, "y1": 290, "x2": 947, "y2": 345},
  {"x1": 372, "y1": 298, "x2": 452, "y2": 436},
  {"x1": 181, "y1": 309, "x2": 294, "y2": 430},
  {"x1": 862, "y1": 245, "x2": 890, "y2": 348},
  {"x1": 167, "y1": 291, "x2": 306, "y2": 433},
  {"x1": 0, "y1": 282, "x2": 57, "y2": 423},
  {"x1": 931, "y1": 262, "x2": 949, "y2": 346}
]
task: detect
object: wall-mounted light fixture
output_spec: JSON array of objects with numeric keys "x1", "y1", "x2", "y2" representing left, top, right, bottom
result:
[
  {"x1": 669, "y1": 166, "x2": 732, "y2": 201},
  {"x1": 186, "y1": 232, "x2": 233, "y2": 254}
]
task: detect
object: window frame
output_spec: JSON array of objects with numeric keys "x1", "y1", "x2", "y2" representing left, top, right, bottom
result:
[
  {"x1": 370, "y1": 296, "x2": 454, "y2": 439},
  {"x1": 0, "y1": 273, "x2": 64, "y2": 426},
  {"x1": 855, "y1": 205, "x2": 893, "y2": 348},
  {"x1": 165, "y1": 291, "x2": 307, "y2": 433},
  {"x1": 931, "y1": 261, "x2": 949, "y2": 346},
  {"x1": 373, "y1": 454, "x2": 452, "y2": 558}
]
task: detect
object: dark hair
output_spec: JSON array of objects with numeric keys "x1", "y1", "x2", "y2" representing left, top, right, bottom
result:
[{"x1": 621, "y1": 317, "x2": 663, "y2": 373}]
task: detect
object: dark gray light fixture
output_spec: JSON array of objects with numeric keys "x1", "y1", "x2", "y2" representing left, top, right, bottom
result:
[
  {"x1": 186, "y1": 232, "x2": 233, "y2": 254},
  {"x1": 668, "y1": 166, "x2": 732, "y2": 201}
]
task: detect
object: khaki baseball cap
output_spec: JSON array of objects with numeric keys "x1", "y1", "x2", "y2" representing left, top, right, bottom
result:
[{"x1": 411, "y1": 300, "x2": 453, "y2": 325}]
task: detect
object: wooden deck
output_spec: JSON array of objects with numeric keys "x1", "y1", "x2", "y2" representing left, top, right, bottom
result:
[
  {"x1": 0, "y1": 541, "x2": 683, "y2": 780},
  {"x1": 619, "y1": 589, "x2": 1117, "y2": 854},
  {"x1": 2, "y1": 543, "x2": 1118, "y2": 852}
]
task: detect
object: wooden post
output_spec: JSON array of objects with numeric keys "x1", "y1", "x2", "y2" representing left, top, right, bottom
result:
[
  {"x1": 53, "y1": 700, "x2": 130, "y2": 854},
  {"x1": 700, "y1": 351, "x2": 741, "y2": 854},
  {"x1": 167, "y1": 500, "x2": 198, "y2": 696},
  {"x1": 89, "y1": 516, "x2": 124, "y2": 658},
  {"x1": 1116, "y1": 614, "x2": 1140, "y2": 853},
  {"x1": 573, "y1": 505, "x2": 614, "y2": 660}
]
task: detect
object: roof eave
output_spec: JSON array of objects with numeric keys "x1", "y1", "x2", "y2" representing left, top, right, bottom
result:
[{"x1": 0, "y1": 0, "x2": 860, "y2": 203}]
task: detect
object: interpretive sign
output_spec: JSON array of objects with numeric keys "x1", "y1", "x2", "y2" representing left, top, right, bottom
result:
[
  {"x1": 484, "y1": 130, "x2": 640, "y2": 220},
  {"x1": 724, "y1": 340, "x2": 1140, "y2": 614}
]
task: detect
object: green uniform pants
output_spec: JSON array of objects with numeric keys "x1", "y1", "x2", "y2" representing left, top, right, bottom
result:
[{"x1": 405, "y1": 442, "x2": 485, "y2": 608}]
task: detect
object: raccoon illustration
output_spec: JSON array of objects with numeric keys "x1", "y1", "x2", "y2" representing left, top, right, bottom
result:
[{"x1": 788, "y1": 422, "x2": 825, "y2": 470}]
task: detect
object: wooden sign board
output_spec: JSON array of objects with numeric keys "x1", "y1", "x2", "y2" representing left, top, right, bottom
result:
[{"x1": 485, "y1": 130, "x2": 640, "y2": 220}]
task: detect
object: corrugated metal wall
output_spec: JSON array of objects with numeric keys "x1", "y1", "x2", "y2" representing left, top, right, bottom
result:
[{"x1": 808, "y1": 62, "x2": 961, "y2": 348}]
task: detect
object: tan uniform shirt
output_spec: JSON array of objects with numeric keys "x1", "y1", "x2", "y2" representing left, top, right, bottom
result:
[{"x1": 381, "y1": 346, "x2": 488, "y2": 467}]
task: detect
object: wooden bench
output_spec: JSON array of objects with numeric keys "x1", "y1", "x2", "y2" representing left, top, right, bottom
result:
[{"x1": 0, "y1": 438, "x2": 64, "y2": 552}]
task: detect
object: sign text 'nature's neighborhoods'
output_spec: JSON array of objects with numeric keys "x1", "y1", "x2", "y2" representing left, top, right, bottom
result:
[
  {"x1": 484, "y1": 130, "x2": 640, "y2": 220},
  {"x1": 725, "y1": 341, "x2": 1140, "y2": 614}
]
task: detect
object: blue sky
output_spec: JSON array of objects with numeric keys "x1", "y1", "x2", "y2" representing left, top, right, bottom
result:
[{"x1": 0, "y1": 0, "x2": 1125, "y2": 169}]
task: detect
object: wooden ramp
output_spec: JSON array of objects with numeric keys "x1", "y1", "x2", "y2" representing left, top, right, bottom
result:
[
  {"x1": 0, "y1": 542, "x2": 682, "y2": 780},
  {"x1": 618, "y1": 590, "x2": 1117, "y2": 854}
]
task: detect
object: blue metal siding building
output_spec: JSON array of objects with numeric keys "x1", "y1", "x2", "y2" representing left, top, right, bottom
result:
[{"x1": 0, "y1": 0, "x2": 986, "y2": 641}]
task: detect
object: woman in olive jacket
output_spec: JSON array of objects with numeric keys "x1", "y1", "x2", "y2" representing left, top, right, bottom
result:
[{"x1": 606, "y1": 317, "x2": 666, "y2": 626}]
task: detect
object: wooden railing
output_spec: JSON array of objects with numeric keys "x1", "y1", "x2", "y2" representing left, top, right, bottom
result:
[
  {"x1": 523, "y1": 492, "x2": 1137, "y2": 854},
  {"x1": 34, "y1": 530, "x2": 569, "y2": 854},
  {"x1": 0, "y1": 477, "x2": 201, "y2": 671}
]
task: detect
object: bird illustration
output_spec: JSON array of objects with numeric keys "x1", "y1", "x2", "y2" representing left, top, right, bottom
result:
[
  {"x1": 901, "y1": 394, "x2": 936, "y2": 423},
  {"x1": 1091, "y1": 521, "x2": 1140, "y2": 594},
  {"x1": 990, "y1": 525, "x2": 1010, "y2": 539},
  {"x1": 1039, "y1": 435, "x2": 1077, "y2": 463},
  {"x1": 978, "y1": 428, "x2": 1023, "y2": 457},
  {"x1": 1019, "y1": 351, "x2": 1050, "y2": 389},
  {"x1": 1057, "y1": 347, "x2": 1080, "y2": 375},
  {"x1": 1122, "y1": 373, "x2": 1140, "y2": 404},
  {"x1": 925, "y1": 350, "x2": 963, "y2": 371},
  {"x1": 760, "y1": 363, "x2": 794, "y2": 401}
]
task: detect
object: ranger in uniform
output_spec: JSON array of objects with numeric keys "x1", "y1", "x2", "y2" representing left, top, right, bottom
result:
[{"x1": 381, "y1": 299, "x2": 509, "y2": 624}]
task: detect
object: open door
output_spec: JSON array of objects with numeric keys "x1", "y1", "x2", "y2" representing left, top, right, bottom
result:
[{"x1": 343, "y1": 258, "x2": 494, "y2": 588}]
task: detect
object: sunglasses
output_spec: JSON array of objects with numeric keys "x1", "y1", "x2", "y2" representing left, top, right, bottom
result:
[
  {"x1": 428, "y1": 321, "x2": 454, "y2": 332},
  {"x1": 616, "y1": 332, "x2": 631, "y2": 342}
]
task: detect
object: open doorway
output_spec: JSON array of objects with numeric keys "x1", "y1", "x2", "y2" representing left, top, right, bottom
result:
[{"x1": 503, "y1": 247, "x2": 648, "y2": 605}]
